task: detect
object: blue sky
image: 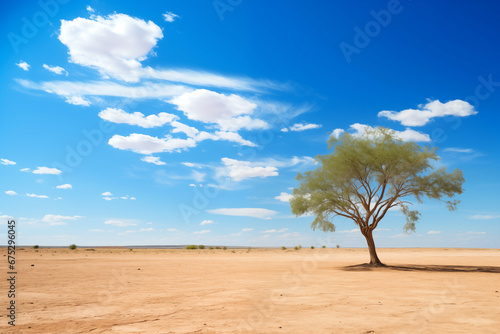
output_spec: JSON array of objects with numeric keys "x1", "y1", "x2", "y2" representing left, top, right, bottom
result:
[{"x1": 1, "y1": 0, "x2": 499, "y2": 247}]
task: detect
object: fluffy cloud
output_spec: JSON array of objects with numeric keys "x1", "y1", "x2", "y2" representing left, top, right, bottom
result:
[
  {"x1": 16, "y1": 61, "x2": 30, "y2": 71},
  {"x1": 193, "y1": 230, "x2": 210, "y2": 234},
  {"x1": 170, "y1": 89, "x2": 268, "y2": 131},
  {"x1": 33, "y1": 167, "x2": 62, "y2": 175},
  {"x1": 43, "y1": 64, "x2": 68, "y2": 76},
  {"x1": 109, "y1": 133, "x2": 196, "y2": 154},
  {"x1": 42, "y1": 214, "x2": 82, "y2": 225},
  {"x1": 104, "y1": 220, "x2": 137, "y2": 227},
  {"x1": 163, "y1": 11, "x2": 179, "y2": 22},
  {"x1": 287, "y1": 123, "x2": 322, "y2": 132},
  {"x1": 56, "y1": 184, "x2": 72, "y2": 189},
  {"x1": 427, "y1": 231, "x2": 441, "y2": 234},
  {"x1": 221, "y1": 158, "x2": 278, "y2": 181},
  {"x1": 141, "y1": 156, "x2": 166, "y2": 165},
  {"x1": 263, "y1": 228, "x2": 288, "y2": 233},
  {"x1": 65, "y1": 95, "x2": 91, "y2": 106},
  {"x1": 378, "y1": 99, "x2": 477, "y2": 126},
  {"x1": 242, "y1": 228, "x2": 253, "y2": 232},
  {"x1": 20, "y1": 168, "x2": 30, "y2": 172},
  {"x1": 337, "y1": 123, "x2": 430, "y2": 142},
  {"x1": 5, "y1": 191, "x2": 17, "y2": 196},
  {"x1": 207, "y1": 208, "x2": 277, "y2": 219},
  {"x1": 26, "y1": 193, "x2": 49, "y2": 198},
  {"x1": 59, "y1": 14, "x2": 163, "y2": 82},
  {"x1": 1, "y1": 159, "x2": 16, "y2": 165},
  {"x1": 102, "y1": 191, "x2": 113, "y2": 196},
  {"x1": 330, "y1": 128, "x2": 345, "y2": 139},
  {"x1": 275, "y1": 192, "x2": 293, "y2": 202},
  {"x1": 200, "y1": 220, "x2": 214, "y2": 225},
  {"x1": 99, "y1": 108, "x2": 177, "y2": 128}
]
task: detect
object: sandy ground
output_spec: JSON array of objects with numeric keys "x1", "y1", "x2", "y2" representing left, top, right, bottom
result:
[{"x1": 1, "y1": 247, "x2": 499, "y2": 333}]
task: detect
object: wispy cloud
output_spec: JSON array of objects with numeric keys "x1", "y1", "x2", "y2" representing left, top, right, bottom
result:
[{"x1": 207, "y1": 208, "x2": 277, "y2": 219}]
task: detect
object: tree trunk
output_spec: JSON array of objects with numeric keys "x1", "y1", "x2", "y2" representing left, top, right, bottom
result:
[{"x1": 363, "y1": 229, "x2": 384, "y2": 266}]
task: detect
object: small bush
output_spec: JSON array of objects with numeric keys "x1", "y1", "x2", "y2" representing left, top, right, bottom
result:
[
  {"x1": 215, "y1": 246, "x2": 221, "y2": 249},
  {"x1": 209, "y1": 247, "x2": 214, "y2": 250},
  {"x1": 322, "y1": 245, "x2": 326, "y2": 248},
  {"x1": 311, "y1": 246, "x2": 315, "y2": 249},
  {"x1": 198, "y1": 245, "x2": 205, "y2": 249},
  {"x1": 223, "y1": 246, "x2": 227, "y2": 250},
  {"x1": 185, "y1": 245, "x2": 197, "y2": 250},
  {"x1": 336, "y1": 244, "x2": 340, "y2": 248},
  {"x1": 247, "y1": 247, "x2": 251, "y2": 251},
  {"x1": 231, "y1": 250, "x2": 235, "y2": 253},
  {"x1": 33, "y1": 245, "x2": 39, "y2": 249},
  {"x1": 69, "y1": 244, "x2": 77, "y2": 250},
  {"x1": 298, "y1": 244, "x2": 302, "y2": 250},
  {"x1": 294, "y1": 246, "x2": 298, "y2": 250},
  {"x1": 282, "y1": 246, "x2": 286, "y2": 250}
]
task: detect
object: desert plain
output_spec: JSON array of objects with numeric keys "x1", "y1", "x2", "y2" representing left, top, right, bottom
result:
[{"x1": 1, "y1": 247, "x2": 499, "y2": 333}]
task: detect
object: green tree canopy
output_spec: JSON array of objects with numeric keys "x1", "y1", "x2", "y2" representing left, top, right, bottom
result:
[{"x1": 290, "y1": 127, "x2": 464, "y2": 265}]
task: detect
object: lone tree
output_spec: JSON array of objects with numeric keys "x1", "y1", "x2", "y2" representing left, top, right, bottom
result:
[{"x1": 290, "y1": 128, "x2": 464, "y2": 266}]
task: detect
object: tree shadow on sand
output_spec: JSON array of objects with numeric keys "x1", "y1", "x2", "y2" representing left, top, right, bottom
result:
[{"x1": 342, "y1": 263, "x2": 500, "y2": 273}]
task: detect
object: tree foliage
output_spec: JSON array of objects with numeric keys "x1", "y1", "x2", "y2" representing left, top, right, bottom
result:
[{"x1": 291, "y1": 127, "x2": 464, "y2": 238}]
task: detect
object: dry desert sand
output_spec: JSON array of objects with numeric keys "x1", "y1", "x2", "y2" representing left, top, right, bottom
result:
[{"x1": 1, "y1": 247, "x2": 499, "y2": 333}]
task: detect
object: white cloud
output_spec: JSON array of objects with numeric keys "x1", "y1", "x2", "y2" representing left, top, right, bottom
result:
[
  {"x1": 346, "y1": 123, "x2": 430, "y2": 142},
  {"x1": 141, "y1": 155, "x2": 166, "y2": 165},
  {"x1": 221, "y1": 158, "x2": 278, "y2": 181},
  {"x1": 378, "y1": 99, "x2": 477, "y2": 126},
  {"x1": 59, "y1": 14, "x2": 163, "y2": 82},
  {"x1": 20, "y1": 168, "x2": 30, "y2": 172},
  {"x1": 56, "y1": 184, "x2": 72, "y2": 189},
  {"x1": 17, "y1": 79, "x2": 191, "y2": 101},
  {"x1": 466, "y1": 231, "x2": 486, "y2": 235},
  {"x1": 109, "y1": 133, "x2": 196, "y2": 154},
  {"x1": 194, "y1": 230, "x2": 211, "y2": 234},
  {"x1": 5, "y1": 191, "x2": 17, "y2": 196},
  {"x1": 98, "y1": 108, "x2": 177, "y2": 128},
  {"x1": 86, "y1": 5, "x2": 94, "y2": 13},
  {"x1": 65, "y1": 95, "x2": 91, "y2": 106},
  {"x1": 182, "y1": 162, "x2": 202, "y2": 168},
  {"x1": 196, "y1": 131, "x2": 256, "y2": 147},
  {"x1": 171, "y1": 121, "x2": 200, "y2": 138},
  {"x1": 263, "y1": 228, "x2": 288, "y2": 233},
  {"x1": 469, "y1": 215, "x2": 500, "y2": 220},
  {"x1": 32, "y1": 167, "x2": 62, "y2": 175},
  {"x1": 43, "y1": 64, "x2": 68, "y2": 76},
  {"x1": 338, "y1": 229, "x2": 359, "y2": 233},
  {"x1": 170, "y1": 89, "x2": 267, "y2": 131},
  {"x1": 1, "y1": 159, "x2": 16, "y2": 165},
  {"x1": 163, "y1": 11, "x2": 179, "y2": 22},
  {"x1": 42, "y1": 214, "x2": 82, "y2": 225},
  {"x1": 287, "y1": 123, "x2": 322, "y2": 132},
  {"x1": 275, "y1": 192, "x2": 293, "y2": 202},
  {"x1": 139, "y1": 227, "x2": 155, "y2": 232},
  {"x1": 200, "y1": 220, "x2": 214, "y2": 225},
  {"x1": 207, "y1": 208, "x2": 278, "y2": 219},
  {"x1": 427, "y1": 231, "x2": 441, "y2": 234},
  {"x1": 167, "y1": 228, "x2": 178, "y2": 232},
  {"x1": 104, "y1": 220, "x2": 137, "y2": 227},
  {"x1": 444, "y1": 148, "x2": 474, "y2": 153},
  {"x1": 330, "y1": 128, "x2": 345, "y2": 139},
  {"x1": 16, "y1": 61, "x2": 30, "y2": 71},
  {"x1": 26, "y1": 193, "x2": 49, "y2": 198},
  {"x1": 102, "y1": 191, "x2": 113, "y2": 196},
  {"x1": 242, "y1": 228, "x2": 253, "y2": 232},
  {"x1": 280, "y1": 128, "x2": 288, "y2": 132},
  {"x1": 89, "y1": 229, "x2": 104, "y2": 232},
  {"x1": 103, "y1": 197, "x2": 114, "y2": 201}
]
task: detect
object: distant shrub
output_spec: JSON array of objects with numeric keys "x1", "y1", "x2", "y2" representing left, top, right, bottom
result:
[
  {"x1": 322, "y1": 245, "x2": 326, "y2": 248},
  {"x1": 129, "y1": 248, "x2": 133, "y2": 251},
  {"x1": 198, "y1": 245, "x2": 205, "y2": 249},
  {"x1": 247, "y1": 247, "x2": 251, "y2": 251},
  {"x1": 69, "y1": 244, "x2": 77, "y2": 250},
  {"x1": 336, "y1": 244, "x2": 340, "y2": 248},
  {"x1": 33, "y1": 245, "x2": 39, "y2": 249},
  {"x1": 294, "y1": 246, "x2": 299, "y2": 250},
  {"x1": 209, "y1": 247, "x2": 214, "y2": 250},
  {"x1": 298, "y1": 244, "x2": 302, "y2": 250},
  {"x1": 282, "y1": 246, "x2": 286, "y2": 250},
  {"x1": 231, "y1": 250, "x2": 235, "y2": 253},
  {"x1": 223, "y1": 246, "x2": 227, "y2": 250},
  {"x1": 185, "y1": 245, "x2": 197, "y2": 250},
  {"x1": 311, "y1": 246, "x2": 315, "y2": 249},
  {"x1": 215, "y1": 246, "x2": 221, "y2": 249}
]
